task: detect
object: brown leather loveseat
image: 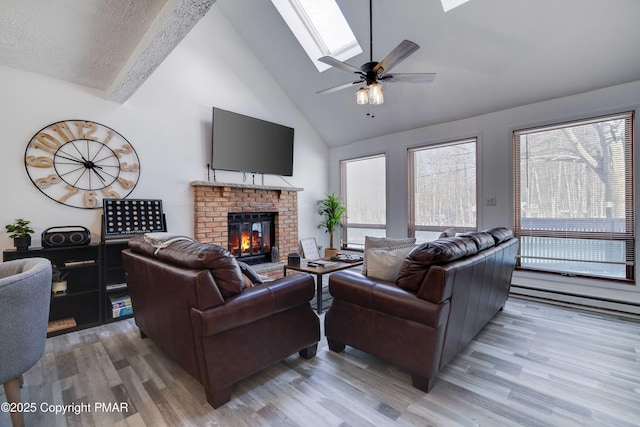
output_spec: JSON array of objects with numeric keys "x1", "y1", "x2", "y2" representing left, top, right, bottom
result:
[
  {"x1": 325, "y1": 227, "x2": 518, "y2": 393},
  {"x1": 122, "y1": 235, "x2": 320, "y2": 408}
]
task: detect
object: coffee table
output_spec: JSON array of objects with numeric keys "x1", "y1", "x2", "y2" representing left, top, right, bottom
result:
[{"x1": 283, "y1": 258, "x2": 363, "y2": 314}]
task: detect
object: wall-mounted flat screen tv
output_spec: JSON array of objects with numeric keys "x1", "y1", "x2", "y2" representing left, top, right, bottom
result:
[{"x1": 211, "y1": 107, "x2": 294, "y2": 176}]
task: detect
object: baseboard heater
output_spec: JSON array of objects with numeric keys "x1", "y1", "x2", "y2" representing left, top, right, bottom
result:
[{"x1": 509, "y1": 285, "x2": 640, "y2": 319}]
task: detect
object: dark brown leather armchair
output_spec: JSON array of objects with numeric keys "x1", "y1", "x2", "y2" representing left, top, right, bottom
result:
[
  {"x1": 122, "y1": 236, "x2": 320, "y2": 408},
  {"x1": 325, "y1": 228, "x2": 518, "y2": 393}
]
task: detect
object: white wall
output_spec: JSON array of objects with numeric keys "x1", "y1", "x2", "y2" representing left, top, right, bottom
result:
[
  {"x1": 329, "y1": 80, "x2": 640, "y2": 308},
  {"x1": 0, "y1": 7, "x2": 329, "y2": 254}
]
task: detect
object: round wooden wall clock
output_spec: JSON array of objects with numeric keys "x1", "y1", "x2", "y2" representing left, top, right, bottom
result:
[{"x1": 24, "y1": 120, "x2": 141, "y2": 209}]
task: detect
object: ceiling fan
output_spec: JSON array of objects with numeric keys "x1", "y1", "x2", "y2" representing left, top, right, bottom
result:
[{"x1": 317, "y1": 0, "x2": 436, "y2": 105}]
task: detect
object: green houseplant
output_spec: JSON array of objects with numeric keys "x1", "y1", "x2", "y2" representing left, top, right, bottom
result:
[
  {"x1": 5, "y1": 218, "x2": 35, "y2": 251},
  {"x1": 316, "y1": 192, "x2": 346, "y2": 258}
]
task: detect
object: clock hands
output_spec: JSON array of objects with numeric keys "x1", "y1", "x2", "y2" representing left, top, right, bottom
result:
[
  {"x1": 55, "y1": 139, "x2": 121, "y2": 189},
  {"x1": 55, "y1": 152, "x2": 85, "y2": 165},
  {"x1": 56, "y1": 158, "x2": 115, "y2": 183},
  {"x1": 56, "y1": 149, "x2": 107, "y2": 186}
]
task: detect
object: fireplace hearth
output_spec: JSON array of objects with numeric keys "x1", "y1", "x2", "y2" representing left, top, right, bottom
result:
[{"x1": 228, "y1": 212, "x2": 275, "y2": 265}]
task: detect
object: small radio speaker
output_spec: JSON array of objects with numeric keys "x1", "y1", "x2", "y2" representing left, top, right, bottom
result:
[{"x1": 42, "y1": 226, "x2": 91, "y2": 248}]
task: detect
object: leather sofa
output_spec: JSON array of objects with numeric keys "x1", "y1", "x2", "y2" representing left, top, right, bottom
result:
[
  {"x1": 325, "y1": 227, "x2": 518, "y2": 392},
  {"x1": 122, "y1": 236, "x2": 320, "y2": 408}
]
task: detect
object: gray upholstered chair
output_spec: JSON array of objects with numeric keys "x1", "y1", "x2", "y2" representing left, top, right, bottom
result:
[{"x1": 0, "y1": 258, "x2": 52, "y2": 427}]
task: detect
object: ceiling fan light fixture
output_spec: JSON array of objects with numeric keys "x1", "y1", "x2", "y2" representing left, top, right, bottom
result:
[
  {"x1": 368, "y1": 82, "x2": 384, "y2": 105},
  {"x1": 356, "y1": 87, "x2": 369, "y2": 104},
  {"x1": 317, "y1": 0, "x2": 435, "y2": 106}
]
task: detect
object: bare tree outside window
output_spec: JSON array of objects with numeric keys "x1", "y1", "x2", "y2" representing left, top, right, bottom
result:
[
  {"x1": 409, "y1": 139, "x2": 477, "y2": 242},
  {"x1": 341, "y1": 155, "x2": 386, "y2": 248},
  {"x1": 514, "y1": 112, "x2": 634, "y2": 280}
]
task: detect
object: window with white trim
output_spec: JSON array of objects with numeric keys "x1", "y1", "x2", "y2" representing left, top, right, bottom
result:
[
  {"x1": 441, "y1": 0, "x2": 472, "y2": 12},
  {"x1": 513, "y1": 112, "x2": 634, "y2": 281},
  {"x1": 341, "y1": 154, "x2": 386, "y2": 249},
  {"x1": 409, "y1": 138, "x2": 477, "y2": 242},
  {"x1": 271, "y1": 0, "x2": 362, "y2": 71}
]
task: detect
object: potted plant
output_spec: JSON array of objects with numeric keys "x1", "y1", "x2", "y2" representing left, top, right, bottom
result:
[
  {"x1": 5, "y1": 218, "x2": 35, "y2": 251},
  {"x1": 316, "y1": 192, "x2": 346, "y2": 258},
  {"x1": 51, "y1": 268, "x2": 69, "y2": 295}
]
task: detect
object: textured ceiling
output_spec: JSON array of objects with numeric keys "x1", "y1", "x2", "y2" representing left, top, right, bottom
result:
[{"x1": 0, "y1": 0, "x2": 216, "y2": 102}]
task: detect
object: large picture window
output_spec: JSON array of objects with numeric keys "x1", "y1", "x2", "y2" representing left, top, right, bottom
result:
[
  {"x1": 409, "y1": 138, "x2": 477, "y2": 242},
  {"x1": 340, "y1": 154, "x2": 386, "y2": 248},
  {"x1": 514, "y1": 112, "x2": 634, "y2": 281}
]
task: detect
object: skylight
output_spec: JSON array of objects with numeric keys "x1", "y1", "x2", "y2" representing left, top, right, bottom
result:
[
  {"x1": 441, "y1": 0, "x2": 471, "y2": 12},
  {"x1": 271, "y1": 0, "x2": 362, "y2": 72}
]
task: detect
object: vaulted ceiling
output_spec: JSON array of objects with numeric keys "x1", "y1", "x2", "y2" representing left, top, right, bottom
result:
[{"x1": 1, "y1": 0, "x2": 639, "y2": 147}]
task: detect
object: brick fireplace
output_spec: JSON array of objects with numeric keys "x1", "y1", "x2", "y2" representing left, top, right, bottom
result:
[{"x1": 191, "y1": 181, "x2": 302, "y2": 276}]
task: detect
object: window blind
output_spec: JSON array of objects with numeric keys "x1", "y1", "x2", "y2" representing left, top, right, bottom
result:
[{"x1": 513, "y1": 112, "x2": 634, "y2": 280}]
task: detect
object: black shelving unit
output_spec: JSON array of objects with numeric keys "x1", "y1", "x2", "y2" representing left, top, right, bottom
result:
[
  {"x1": 102, "y1": 240, "x2": 132, "y2": 323},
  {"x1": 3, "y1": 244, "x2": 102, "y2": 336},
  {"x1": 100, "y1": 199, "x2": 167, "y2": 324}
]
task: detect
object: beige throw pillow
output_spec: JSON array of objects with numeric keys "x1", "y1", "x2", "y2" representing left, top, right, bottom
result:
[
  {"x1": 366, "y1": 246, "x2": 416, "y2": 282},
  {"x1": 362, "y1": 236, "x2": 416, "y2": 274}
]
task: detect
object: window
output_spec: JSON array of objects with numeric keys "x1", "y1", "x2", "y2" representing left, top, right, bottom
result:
[
  {"x1": 441, "y1": 0, "x2": 472, "y2": 12},
  {"x1": 271, "y1": 0, "x2": 362, "y2": 71},
  {"x1": 341, "y1": 154, "x2": 386, "y2": 249},
  {"x1": 409, "y1": 139, "x2": 477, "y2": 242},
  {"x1": 514, "y1": 112, "x2": 634, "y2": 281}
]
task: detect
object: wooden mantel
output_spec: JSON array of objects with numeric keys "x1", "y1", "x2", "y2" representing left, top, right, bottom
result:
[{"x1": 190, "y1": 181, "x2": 303, "y2": 192}]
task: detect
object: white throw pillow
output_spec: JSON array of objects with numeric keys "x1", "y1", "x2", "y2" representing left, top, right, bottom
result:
[
  {"x1": 362, "y1": 236, "x2": 416, "y2": 274},
  {"x1": 366, "y1": 245, "x2": 415, "y2": 282}
]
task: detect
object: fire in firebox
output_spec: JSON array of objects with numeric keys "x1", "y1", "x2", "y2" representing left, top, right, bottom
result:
[
  {"x1": 234, "y1": 228, "x2": 268, "y2": 255},
  {"x1": 228, "y1": 212, "x2": 275, "y2": 265}
]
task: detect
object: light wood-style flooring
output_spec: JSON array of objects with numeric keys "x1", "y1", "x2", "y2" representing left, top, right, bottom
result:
[{"x1": 2, "y1": 297, "x2": 640, "y2": 427}]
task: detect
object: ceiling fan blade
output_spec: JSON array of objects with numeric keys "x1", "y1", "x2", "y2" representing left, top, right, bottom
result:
[
  {"x1": 318, "y1": 56, "x2": 363, "y2": 75},
  {"x1": 380, "y1": 73, "x2": 436, "y2": 83},
  {"x1": 316, "y1": 81, "x2": 361, "y2": 95},
  {"x1": 373, "y1": 40, "x2": 420, "y2": 74}
]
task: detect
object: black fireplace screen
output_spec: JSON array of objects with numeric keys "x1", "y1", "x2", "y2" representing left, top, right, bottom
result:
[{"x1": 228, "y1": 212, "x2": 275, "y2": 264}]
